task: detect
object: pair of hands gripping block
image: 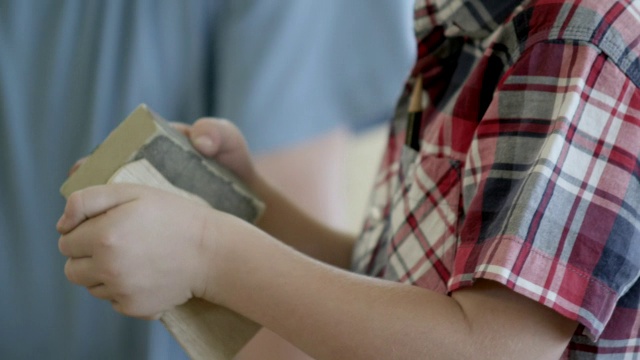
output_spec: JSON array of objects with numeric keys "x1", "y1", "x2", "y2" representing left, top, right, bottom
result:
[{"x1": 60, "y1": 104, "x2": 264, "y2": 360}]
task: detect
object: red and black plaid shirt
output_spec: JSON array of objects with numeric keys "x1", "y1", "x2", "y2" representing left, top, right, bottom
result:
[{"x1": 352, "y1": 0, "x2": 640, "y2": 357}]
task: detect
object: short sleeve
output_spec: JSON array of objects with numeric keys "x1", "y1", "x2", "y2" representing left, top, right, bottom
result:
[{"x1": 449, "y1": 40, "x2": 640, "y2": 340}]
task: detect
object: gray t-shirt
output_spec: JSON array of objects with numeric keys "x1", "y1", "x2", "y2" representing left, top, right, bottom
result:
[{"x1": 0, "y1": 1, "x2": 413, "y2": 359}]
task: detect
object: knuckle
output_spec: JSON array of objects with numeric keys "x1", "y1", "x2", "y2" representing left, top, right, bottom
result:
[
  {"x1": 58, "y1": 237, "x2": 68, "y2": 256},
  {"x1": 66, "y1": 192, "x2": 84, "y2": 215},
  {"x1": 64, "y1": 260, "x2": 76, "y2": 283},
  {"x1": 92, "y1": 257, "x2": 122, "y2": 286},
  {"x1": 96, "y1": 232, "x2": 118, "y2": 249},
  {"x1": 101, "y1": 265, "x2": 121, "y2": 283}
]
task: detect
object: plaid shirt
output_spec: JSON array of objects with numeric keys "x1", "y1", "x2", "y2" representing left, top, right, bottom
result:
[{"x1": 352, "y1": 0, "x2": 640, "y2": 357}]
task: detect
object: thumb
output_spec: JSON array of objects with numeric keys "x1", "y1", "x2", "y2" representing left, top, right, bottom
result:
[
  {"x1": 188, "y1": 118, "x2": 257, "y2": 185},
  {"x1": 190, "y1": 118, "x2": 246, "y2": 158}
]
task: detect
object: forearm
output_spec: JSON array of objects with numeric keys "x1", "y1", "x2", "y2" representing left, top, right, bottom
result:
[
  {"x1": 205, "y1": 224, "x2": 455, "y2": 359},
  {"x1": 252, "y1": 176, "x2": 355, "y2": 269},
  {"x1": 201, "y1": 216, "x2": 575, "y2": 360}
]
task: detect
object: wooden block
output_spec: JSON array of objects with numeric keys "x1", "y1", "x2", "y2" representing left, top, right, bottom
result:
[
  {"x1": 60, "y1": 104, "x2": 263, "y2": 359},
  {"x1": 61, "y1": 104, "x2": 264, "y2": 221}
]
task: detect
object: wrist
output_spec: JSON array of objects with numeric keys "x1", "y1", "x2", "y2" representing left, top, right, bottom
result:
[
  {"x1": 192, "y1": 208, "x2": 226, "y2": 303},
  {"x1": 192, "y1": 208, "x2": 255, "y2": 308}
]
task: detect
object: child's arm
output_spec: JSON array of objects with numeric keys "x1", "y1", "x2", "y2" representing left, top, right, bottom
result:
[
  {"x1": 57, "y1": 184, "x2": 577, "y2": 359},
  {"x1": 252, "y1": 176, "x2": 355, "y2": 269},
  {"x1": 177, "y1": 118, "x2": 355, "y2": 268}
]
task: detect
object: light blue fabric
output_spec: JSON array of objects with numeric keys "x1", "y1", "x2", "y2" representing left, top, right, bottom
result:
[
  {"x1": 0, "y1": 1, "x2": 413, "y2": 359},
  {"x1": 214, "y1": 0, "x2": 415, "y2": 152}
]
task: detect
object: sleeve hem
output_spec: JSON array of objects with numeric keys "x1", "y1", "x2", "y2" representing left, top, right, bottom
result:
[{"x1": 448, "y1": 235, "x2": 618, "y2": 340}]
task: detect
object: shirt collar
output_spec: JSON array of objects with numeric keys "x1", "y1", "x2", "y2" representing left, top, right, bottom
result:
[{"x1": 414, "y1": 0, "x2": 527, "y2": 39}]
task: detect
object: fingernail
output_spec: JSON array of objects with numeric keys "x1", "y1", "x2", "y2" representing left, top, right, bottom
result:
[{"x1": 193, "y1": 136, "x2": 214, "y2": 154}]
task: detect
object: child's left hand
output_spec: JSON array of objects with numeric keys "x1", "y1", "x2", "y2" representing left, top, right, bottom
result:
[{"x1": 57, "y1": 183, "x2": 213, "y2": 319}]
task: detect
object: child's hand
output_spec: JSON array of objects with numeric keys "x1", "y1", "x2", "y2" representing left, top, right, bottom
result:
[
  {"x1": 173, "y1": 118, "x2": 259, "y2": 188},
  {"x1": 57, "y1": 183, "x2": 213, "y2": 319}
]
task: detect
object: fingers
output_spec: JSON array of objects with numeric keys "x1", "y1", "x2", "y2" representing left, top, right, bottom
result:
[
  {"x1": 189, "y1": 118, "x2": 244, "y2": 158},
  {"x1": 111, "y1": 299, "x2": 162, "y2": 321},
  {"x1": 87, "y1": 284, "x2": 111, "y2": 300},
  {"x1": 58, "y1": 230, "x2": 95, "y2": 258},
  {"x1": 70, "y1": 263, "x2": 165, "y2": 322},
  {"x1": 64, "y1": 258, "x2": 102, "y2": 287},
  {"x1": 57, "y1": 184, "x2": 140, "y2": 234}
]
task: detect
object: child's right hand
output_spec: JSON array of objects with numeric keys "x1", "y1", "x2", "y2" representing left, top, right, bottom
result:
[{"x1": 173, "y1": 118, "x2": 259, "y2": 189}]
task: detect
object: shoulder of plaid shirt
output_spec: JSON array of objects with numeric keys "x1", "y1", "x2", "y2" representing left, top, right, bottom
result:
[{"x1": 59, "y1": 0, "x2": 640, "y2": 359}]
